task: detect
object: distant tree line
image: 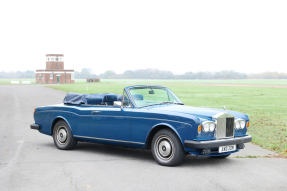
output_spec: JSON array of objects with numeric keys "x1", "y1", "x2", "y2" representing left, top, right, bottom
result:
[
  {"x1": 90, "y1": 69, "x2": 287, "y2": 80},
  {"x1": 0, "y1": 70, "x2": 35, "y2": 78},
  {"x1": 1, "y1": 69, "x2": 286, "y2": 79}
]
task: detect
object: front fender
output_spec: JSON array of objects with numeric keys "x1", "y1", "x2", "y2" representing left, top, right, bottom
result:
[{"x1": 145, "y1": 123, "x2": 186, "y2": 148}]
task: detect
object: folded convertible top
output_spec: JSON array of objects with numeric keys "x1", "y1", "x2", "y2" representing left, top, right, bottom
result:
[
  {"x1": 63, "y1": 92, "x2": 88, "y2": 105},
  {"x1": 63, "y1": 92, "x2": 123, "y2": 105}
]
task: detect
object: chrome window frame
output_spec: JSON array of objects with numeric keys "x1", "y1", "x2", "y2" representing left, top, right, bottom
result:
[
  {"x1": 126, "y1": 85, "x2": 183, "y2": 108},
  {"x1": 122, "y1": 89, "x2": 134, "y2": 108}
]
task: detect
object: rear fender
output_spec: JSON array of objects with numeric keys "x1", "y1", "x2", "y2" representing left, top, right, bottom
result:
[{"x1": 50, "y1": 116, "x2": 72, "y2": 135}]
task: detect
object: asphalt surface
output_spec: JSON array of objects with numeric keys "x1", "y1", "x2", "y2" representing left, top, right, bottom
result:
[{"x1": 0, "y1": 85, "x2": 286, "y2": 191}]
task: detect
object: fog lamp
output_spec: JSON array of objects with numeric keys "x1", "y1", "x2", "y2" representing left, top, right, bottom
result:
[
  {"x1": 201, "y1": 148, "x2": 211, "y2": 155},
  {"x1": 237, "y1": 143, "x2": 245, "y2": 149}
]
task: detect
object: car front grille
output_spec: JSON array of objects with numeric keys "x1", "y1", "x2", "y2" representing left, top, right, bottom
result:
[
  {"x1": 226, "y1": 117, "x2": 234, "y2": 137},
  {"x1": 216, "y1": 117, "x2": 235, "y2": 139}
]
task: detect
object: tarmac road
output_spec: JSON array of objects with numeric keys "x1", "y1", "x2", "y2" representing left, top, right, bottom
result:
[{"x1": 0, "y1": 85, "x2": 286, "y2": 191}]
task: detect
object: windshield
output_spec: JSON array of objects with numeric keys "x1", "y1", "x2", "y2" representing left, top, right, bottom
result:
[{"x1": 128, "y1": 86, "x2": 183, "y2": 107}]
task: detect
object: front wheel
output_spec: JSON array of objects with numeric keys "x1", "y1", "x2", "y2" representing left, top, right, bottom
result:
[
  {"x1": 151, "y1": 129, "x2": 185, "y2": 166},
  {"x1": 53, "y1": 120, "x2": 77, "y2": 150}
]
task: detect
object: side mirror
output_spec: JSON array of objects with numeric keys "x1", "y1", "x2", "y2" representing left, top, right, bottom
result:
[
  {"x1": 122, "y1": 100, "x2": 129, "y2": 107},
  {"x1": 113, "y1": 101, "x2": 122, "y2": 107}
]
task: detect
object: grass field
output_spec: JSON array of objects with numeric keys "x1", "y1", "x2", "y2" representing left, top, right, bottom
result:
[{"x1": 46, "y1": 79, "x2": 287, "y2": 156}]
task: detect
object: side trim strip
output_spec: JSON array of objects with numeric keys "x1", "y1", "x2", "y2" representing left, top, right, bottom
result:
[
  {"x1": 36, "y1": 110, "x2": 191, "y2": 126},
  {"x1": 74, "y1": 135, "x2": 145, "y2": 145}
]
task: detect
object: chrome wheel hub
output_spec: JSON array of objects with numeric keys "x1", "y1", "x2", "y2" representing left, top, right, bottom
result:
[
  {"x1": 57, "y1": 126, "x2": 68, "y2": 144},
  {"x1": 159, "y1": 140, "x2": 171, "y2": 157},
  {"x1": 154, "y1": 135, "x2": 174, "y2": 161}
]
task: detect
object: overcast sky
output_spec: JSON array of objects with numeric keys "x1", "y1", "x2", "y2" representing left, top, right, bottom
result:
[{"x1": 0, "y1": 0, "x2": 286, "y2": 75}]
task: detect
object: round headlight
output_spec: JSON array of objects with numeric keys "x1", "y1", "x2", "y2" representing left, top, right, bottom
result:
[
  {"x1": 235, "y1": 121, "x2": 240, "y2": 129},
  {"x1": 203, "y1": 123, "x2": 210, "y2": 132},
  {"x1": 240, "y1": 121, "x2": 245, "y2": 129},
  {"x1": 209, "y1": 123, "x2": 215, "y2": 132}
]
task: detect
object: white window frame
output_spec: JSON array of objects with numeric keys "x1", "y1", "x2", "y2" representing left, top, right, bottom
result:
[
  {"x1": 50, "y1": 73, "x2": 53, "y2": 79},
  {"x1": 71, "y1": 73, "x2": 74, "y2": 80}
]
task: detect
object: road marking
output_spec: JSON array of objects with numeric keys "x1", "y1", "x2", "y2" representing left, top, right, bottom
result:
[{"x1": 0, "y1": 87, "x2": 25, "y2": 183}]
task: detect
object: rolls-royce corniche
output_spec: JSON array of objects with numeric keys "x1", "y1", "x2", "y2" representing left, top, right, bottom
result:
[{"x1": 31, "y1": 85, "x2": 252, "y2": 166}]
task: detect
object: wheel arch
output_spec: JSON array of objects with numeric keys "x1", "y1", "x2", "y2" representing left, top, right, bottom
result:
[
  {"x1": 145, "y1": 123, "x2": 183, "y2": 149},
  {"x1": 50, "y1": 116, "x2": 72, "y2": 135}
]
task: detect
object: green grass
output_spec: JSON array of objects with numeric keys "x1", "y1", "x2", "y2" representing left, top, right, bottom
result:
[
  {"x1": 45, "y1": 80, "x2": 287, "y2": 156},
  {"x1": 0, "y1": 78, "x2": 36, "y2": 85}
]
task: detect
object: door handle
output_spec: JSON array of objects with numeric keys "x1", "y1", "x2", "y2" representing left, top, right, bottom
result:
[{"x1": 92, "y1": 111, "x2": 101, "y2": 114}]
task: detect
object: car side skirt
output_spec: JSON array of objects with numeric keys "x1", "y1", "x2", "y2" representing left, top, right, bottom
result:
[{"x1": 74, "y1": 135, "x2": 145, "y2": 145}]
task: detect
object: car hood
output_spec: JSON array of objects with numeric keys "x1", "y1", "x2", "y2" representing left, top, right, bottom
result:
[{"x1": 148, "y1": 104, "x2": 248, "y2": 121}]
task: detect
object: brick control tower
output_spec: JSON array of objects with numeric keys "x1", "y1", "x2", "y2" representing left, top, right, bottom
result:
[
  {"x1": 36, "y1": 54, "x2": 74, "y2": 84},
  {"x1": 46, "y1": 54, "x2": 64, "y2": 70}
]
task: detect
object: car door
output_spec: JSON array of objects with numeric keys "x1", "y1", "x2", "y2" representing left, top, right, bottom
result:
[
  {"x1": 71, "y1": 105, "x2": 93, "y2": 137},
  {"x1": 89, "y1": 105, "x2": 133, "y2": 142}
]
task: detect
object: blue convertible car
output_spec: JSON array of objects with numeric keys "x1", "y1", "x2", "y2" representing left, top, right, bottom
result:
[{"x1": 31, "y1": 85, "x2": 252, "y2": 166}]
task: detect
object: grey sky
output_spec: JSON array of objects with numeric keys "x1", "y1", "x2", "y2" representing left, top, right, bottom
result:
[{"x1": 0, "y1": 0, "x2": 286, "y2": 75}]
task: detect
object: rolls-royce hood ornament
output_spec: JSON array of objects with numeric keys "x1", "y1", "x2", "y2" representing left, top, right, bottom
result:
[{"x1": 223, "y1": 106, "x2": 226, "y2": 112}]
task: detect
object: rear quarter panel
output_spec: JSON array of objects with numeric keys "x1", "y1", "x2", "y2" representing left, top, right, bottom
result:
[{"x1": 34, "y1": 104, "x2": 90, "y2": 136}]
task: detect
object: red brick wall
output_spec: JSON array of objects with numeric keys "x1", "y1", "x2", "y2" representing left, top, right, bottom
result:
[
  {"x1": 36, "y1": 74, "x2": 40, "y2": 83},
  {"x1": 35, "y1": 72, "x2": 74, "y2": 84},
  {"x1": 46, "y1": 62, "x2": 64, "y2": 70}
]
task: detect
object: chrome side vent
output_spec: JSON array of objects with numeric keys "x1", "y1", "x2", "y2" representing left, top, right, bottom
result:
[{"x1": 213, "y1": 112, "x2": 235, "y2": 139}]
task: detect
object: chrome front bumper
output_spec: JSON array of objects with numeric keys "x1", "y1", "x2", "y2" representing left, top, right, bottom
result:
[{"x1": 184, "y1": 135, "x2": 252, "y2": 148}]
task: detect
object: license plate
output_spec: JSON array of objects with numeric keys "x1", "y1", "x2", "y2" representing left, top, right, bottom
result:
[{"x1": 219, "y1": 145, "x2": 236, "y2": 153}]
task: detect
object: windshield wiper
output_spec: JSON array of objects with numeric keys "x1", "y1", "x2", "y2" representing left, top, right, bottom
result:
[
  {"x1": 158, "y1": 102, "x2": 184, "y2": 105},
  {"x1": 173, "y1": 102, "x2": 184, "y2": 105},
  {"x1": 158, "y1": 101, "x2": 174, "y2": 105}
]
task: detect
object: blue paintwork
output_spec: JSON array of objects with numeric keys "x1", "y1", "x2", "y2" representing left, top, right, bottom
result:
[{"x1": 33, "y1": 85, "x2": 250, "y2": 156}]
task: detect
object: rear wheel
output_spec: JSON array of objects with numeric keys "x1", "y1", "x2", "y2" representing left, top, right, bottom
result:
[
  {"x1": 151, "y1": 129, "x2": 185, "y2": 166},
  {"x1": 53, "y1": 120, "x2": 77, "y2": 150}
]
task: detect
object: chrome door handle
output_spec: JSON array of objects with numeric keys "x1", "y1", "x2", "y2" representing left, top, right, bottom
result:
[{"x1": 92, "y1": 111, "x2": 101, "y2": 114}]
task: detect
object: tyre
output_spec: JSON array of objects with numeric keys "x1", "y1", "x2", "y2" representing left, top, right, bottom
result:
[
  {"x1": 53, "y1": 120, "x2": 77, "y2": 150},
  {"x1": 151, "y1": 129, "x2": 185, "y2": 166},
  {"x1": 210, "y1": 154, "x2": 230, "y2": 159}
]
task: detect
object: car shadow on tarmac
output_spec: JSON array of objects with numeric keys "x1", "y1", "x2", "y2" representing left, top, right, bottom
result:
[{"x1": 40, "y1": 141, "x2": 234, "y2": 166}]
